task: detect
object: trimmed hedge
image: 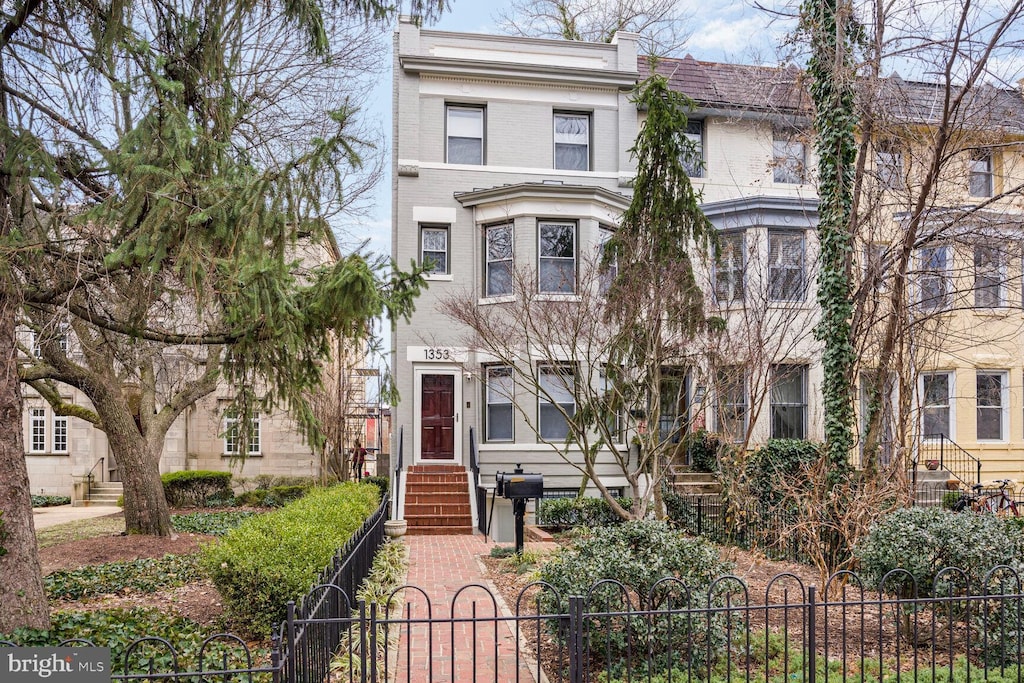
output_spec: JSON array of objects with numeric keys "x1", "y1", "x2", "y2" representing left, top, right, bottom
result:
[
  {"x1": 201, "y1": 483, "x2": 380, "y2": 636},
  {"x1": 161, "y1": 470, "x2": 232, "y2": 508},
  {"x1": 537, "y1": 496, "x2": 632, "y2": 529}
]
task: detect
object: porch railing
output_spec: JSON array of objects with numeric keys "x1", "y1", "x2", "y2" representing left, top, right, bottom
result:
[{"x1": 919, "y1": 433, "x2": 982, "y2": 487}]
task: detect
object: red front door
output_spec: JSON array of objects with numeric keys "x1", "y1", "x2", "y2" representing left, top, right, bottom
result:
[{"x1": 421, "y1": 374, "x2": 455, "y2": 460}]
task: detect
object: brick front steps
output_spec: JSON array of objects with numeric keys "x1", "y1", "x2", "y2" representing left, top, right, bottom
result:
[{"x1": 404, "y1": 464, "x2": 473, "y2": 535}]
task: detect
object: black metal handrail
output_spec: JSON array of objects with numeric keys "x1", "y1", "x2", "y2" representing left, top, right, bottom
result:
[
  {"x1": 393, "y1": 426, "x2": 404, "y2": 520},
  {"x1": 84, "y1": 457, "x2": 105, "y2": 501},
  {"x1": 919, "y1": 433, "x2": 982, "y2": 487}
]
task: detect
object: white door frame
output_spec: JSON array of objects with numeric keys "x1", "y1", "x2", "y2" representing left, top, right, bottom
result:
[{"x1": 413, "y1": 365, "x2": 463, "y2": 466}]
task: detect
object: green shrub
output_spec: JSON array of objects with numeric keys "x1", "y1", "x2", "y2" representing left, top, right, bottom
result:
[
  {"x1": 1, "y1": 608, "x2": 251, "y2": 675},
  {"x1": 942, "y1": 490, "x2": 962, "y2": 510},
  {"x1": 537, "y1": 496, "x2": 632, "y2": 529},
  {"x1": 45, "y1": 554, "x2": 202, "y2": 600},
  {"x1": 539, "y1": 520, "x2": 734, "y2": 676},
  {"x1": 746, "y1": 439, "x2": 821, "y2": 507},
  {"x1": 161, "y1": 470, "x2": 232, "y2": 508},
  {"x1": 270, "y1": 484, "x2": 310, "y2": 504},
  {"x1": 201, "y1": 483, "x2": 380, "y2": 636},
  {"x1": 687, "y1": 429, "x2": 724, "y2": 473},
  {"x1": 362, "y1": 475, "x2": 389, "y2": 500},
  {"x1": 235, "y1": 489, "x2": 273, "y2": 507},
  {"x1": 855, "y1": 506, "x2": 1024, "y2": 596},
  {"x1": 31, "y1": 495, "x2": 71, "y2": 507},
  {"x1": 171, "y1": 511, "x2": 258, "y2": 536}
]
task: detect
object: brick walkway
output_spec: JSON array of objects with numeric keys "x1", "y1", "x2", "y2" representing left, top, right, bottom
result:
[{"x1": 388, "y1": 533, "x2": 542, "y2": 683}]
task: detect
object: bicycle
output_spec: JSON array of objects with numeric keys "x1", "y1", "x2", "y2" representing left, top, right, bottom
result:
[{"x1": 953, "y1": 479, "x2": 1020, "y2": 516}]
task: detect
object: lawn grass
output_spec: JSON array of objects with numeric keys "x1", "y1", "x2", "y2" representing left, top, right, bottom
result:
[{"x1": 36, "y1": 514, "x2": 126, "y2": 548}]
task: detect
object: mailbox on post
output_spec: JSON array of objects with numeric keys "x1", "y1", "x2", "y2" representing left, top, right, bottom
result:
[{"x1": 495, "y1": 466, "x2": 543, "y2": 554}]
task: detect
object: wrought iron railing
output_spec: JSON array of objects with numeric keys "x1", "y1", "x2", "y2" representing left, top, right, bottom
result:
[
  {"x1": 84, "y1": 457, "x2": 105, "y2": 501},
  {"x1": 919, "y1": 433, "x2": 982, "y2": 487}
]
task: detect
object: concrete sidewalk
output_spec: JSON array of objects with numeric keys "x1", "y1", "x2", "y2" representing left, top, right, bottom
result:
[
  {"x1": 33, "y1": 504, "x2": 123, "y2": 530},
  {"x1": 392, "y1": 533, "x2": 554, "y2": 683}
]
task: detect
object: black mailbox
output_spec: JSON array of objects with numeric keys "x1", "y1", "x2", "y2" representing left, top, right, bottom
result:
[{"x1": 501, "y1": 472, "x2": 543, "y2": 499}]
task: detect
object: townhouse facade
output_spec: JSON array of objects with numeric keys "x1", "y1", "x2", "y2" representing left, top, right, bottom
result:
[{"x1": 392, "y1": 20, "x2": 1024, "y2": 537}]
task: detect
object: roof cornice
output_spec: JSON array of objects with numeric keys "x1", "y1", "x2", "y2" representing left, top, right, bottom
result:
[
  {"x1": 454, "y1": 182, "x2": 631, "y2": 210},
  {"x1": 400, "y1": 55, "x2": 638, "y2": 90}
]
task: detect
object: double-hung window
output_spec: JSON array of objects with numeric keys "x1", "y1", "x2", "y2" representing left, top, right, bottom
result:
[
  {"x1": 917, "y1": 245, "x2": 950, "y2": 311},
  {"x1": 770, "y1": 364, "x2": 807, "y2": 439},
  {"x1": 485, "y1": 366, "x2": 514, "y2": 441},
  {"x1": 875, "y1": 141, "x2": 903, "y2": 189},
  {"x1": 921, "y1": 372, "x2": 953, "y2": 439},
  {"x1": 53, "y1": 415, "x2": 68, "y2": 453},
  {"x1": 716, "y1": 232, "x2": 744, "y2": 303},
  {"x1": 977, "y1": 371, "x2": 1007, "y2": 441},
  {"x1": 716, "y1": 368, "x2": 747, "y2": 442},
  {"x1": 773, "y1": 135, "x2": 805, "y2": 184},
  {"x1": 658, "y1": 369, "x2": 688, "y2": 445},
  {"x1": 538, "y1": 221, "x2": 576, "y2": 294},
  {"x1": 420, "y1": 225, "x2": 450, "y2": 275},
  {"x1": 29, "y1": 407, "x2": 46, "y2": 453},
  {"x1": 598, "y1": 226, "x2": 617, "y2": 294},
  {"x1": 974, "y1": 244, "x2": 1004, "y2": 308},
  {"x1": 446, "y1": 105, "x2": 484, "y2": 165},
  {"x1": 554, "y1": 112, "x2": 590, "y2": 171},
  {"x1": 682, "y1": 120, "x2": 704, "y2": 177},
  {"x1": 225, "y1": 413, "x2": 261, "y2": 455},
  {"x1": 538, "y1": 364, "x2": 575, "y2": 440},
  {"x1": 485, "y1": 223, "x2": 513, "y2": 297},
  {"x1": 969, "y1": 151, "x2": 994, "y2": 197},
  {"x1": 768, "y1": 230, "x2": 806, "y2": 302}
]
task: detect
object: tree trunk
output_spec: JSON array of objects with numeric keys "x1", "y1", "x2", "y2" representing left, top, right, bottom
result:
[
  {"x1": 0, "y1": 291, "x2": 50, "y2": 631},
  {"x1": 105, "y1": 416, "x2": 172, "y2": 536}
]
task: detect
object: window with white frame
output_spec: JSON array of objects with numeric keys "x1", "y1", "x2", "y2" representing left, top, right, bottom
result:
[
  {"x1": 446, "y1": 105, "x2": 484, "y2": 165},
  {"x1": 224, "y1": 412, "x2": 261, "y2": 455},
  {"x1": 29, "y1": 407, "x2": 46, "y2": 453},
  {"x1": 485, "y1": 366, "x2": 514, "y2": 442},
  {"x1": 485, "y1": 223, "x2": 513, "y2": 297},
  {"x1": 768, "y1": 230, "x2": 806, "y2": 302},
  {"x1": 538, "y1": 364, "x2": 575, "y2": 440},
  {"x1": 30, "y1": 332, "x2": 41, "y2": 358},
  {"x1": 682, "y1": 120, "x2": 704, "y2": 177},
  {"x1": 977, "y1": 371, "x2": 1007, "y2": 441},
  {"x1": 658, "y1": 368, "x2": 688, "y2": 445},
  {"x1": 969, "y1": 150, "x2": 993, "y2": 197},
  {"x1": 922, "y1": 372, "x2": 953, "y2": 438},
  {"x1": 859, "y1": 371, "x2": 894, "y2": 467},
  {"x1": 53, "y1": 415, "x2": 68, "y2": 453},
  {"x1": 770, "y1": 364, "x2": 807, "y2": 439},
  {"x1": 875, "y1": 141, "x2": 903, "y2": 189},
  {"x1": 420, "y1": 225, "x2": 450, "y2": 275},
  {"x1": 716, "y1": 232, "x2": 744, "y2": 303},
  {"x1": 773, "y1": 135, "x2": 805, "y2": 184},
  {"x1": 598, "y1": 226, "x2": 617, "y2": 294},
  {"x1": 554, "y1": 112, "x2": 590, "y2": 171},
  {"x1": 716, "y1": 368, "x2": 747, "y2": 443},
  {"x1": 917, "y1": 245, "x2": 950, "y2": 311},
  {"x1": 538, "y1": 221, "x2": 576, "y2": 294},
  {"x1": 974, "y1": 244, "x2": 1004, "y2": 308}
]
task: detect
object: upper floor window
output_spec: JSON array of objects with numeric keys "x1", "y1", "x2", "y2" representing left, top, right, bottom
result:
[
  {"x1": 420, "y1": 225, "x2": 450, "y2": 276},
  {"x1": 864, "y1": 242, "x2": 889, "y2": 293},
  {"x1": 770, "y1": 364, "x2": 807, "y2": 439},
  {"x1": 917, "y1": 245, "x2": 950, "y2": 312},
  {"x1": 875, "y1": 141, "x2": 903, "y2": 189},
  {"x1": 969, "y1": 150, "x2": 993, "y2": 197},
  {"x1": 225, "y1": 412, "x2": 261, "y2": 455},
  {"x1": 538, "y1": 221, "x2": 576, "y2": 294},
  {"x1": 715, "y1": 232, "x2": 744, "y2": 303},
  {"x1": 538, "y1": 364, "x2": 575, "y2": 440},
  {"x1": 485, "y1": 366, "x2": 514, "y2": 442},
  {"x1": 599, "y1": 226, "x2": 617, "y2": 294},
  {"x1": 554, "y1": 112, "x2": 590, "y2": 171},
  {"x1": 974, "y1": 244, "x2": 1004, "y2": 308},
  {"x1": 682, "y1": 120, "x2": 704, "y2": 177},
  {"x1": 29, "y1": 407, "x2": 46, "y2": 453},
  {"x1": 922, "y1": 372, "x2": 953, "y2": 439},
  {"x1": 768, "y1": 230, "x2": 806, "y2": 302},
  {"x1": 446, "y1": 105, "x2": 484, "y2": 165},
  {"x1": 773, "y1": 135, "x2": 805, "y2": 184},
  {"x1": 485, "y1": 223, "x2": 513, "y2": 297}
]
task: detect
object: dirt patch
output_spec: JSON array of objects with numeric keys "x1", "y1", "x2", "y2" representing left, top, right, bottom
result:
[
  {"x1": 39, "y1": 532, "x2": 215, "y2": 575},
  {"x1": 50, "y1": 580, "x2": 225, "y2": 627}
]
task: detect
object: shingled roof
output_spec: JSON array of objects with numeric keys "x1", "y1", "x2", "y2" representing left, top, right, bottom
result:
[{"x1": 646, "y1": 55, "x2": 1024, "y2": 134}]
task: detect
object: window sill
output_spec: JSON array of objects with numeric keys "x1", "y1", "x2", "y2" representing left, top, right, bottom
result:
[
  {"x1": 478, "y1": 295, "x2": 515, "y2": 305},
  {"x1": 222, "y1": 453, "x2": 263, "y2": 458},
  {"x1": 425, "y1": 273, "x2": 453, "y2": 282},
  {"x1": 25, "y1": 452, "x2": 70, "y2": 457},
  {"x1": 536, "y1": 293, "x2": 582, "y2": 302}
]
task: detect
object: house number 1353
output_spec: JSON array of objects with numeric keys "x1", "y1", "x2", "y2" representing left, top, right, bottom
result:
[{"x1": 424, "y1": 348, "x2": 453, "y2": 360}]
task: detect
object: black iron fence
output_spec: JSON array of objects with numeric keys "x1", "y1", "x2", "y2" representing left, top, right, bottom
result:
[{"x1": 919, "y1": 434, "x2": 983, "y2": 488}]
